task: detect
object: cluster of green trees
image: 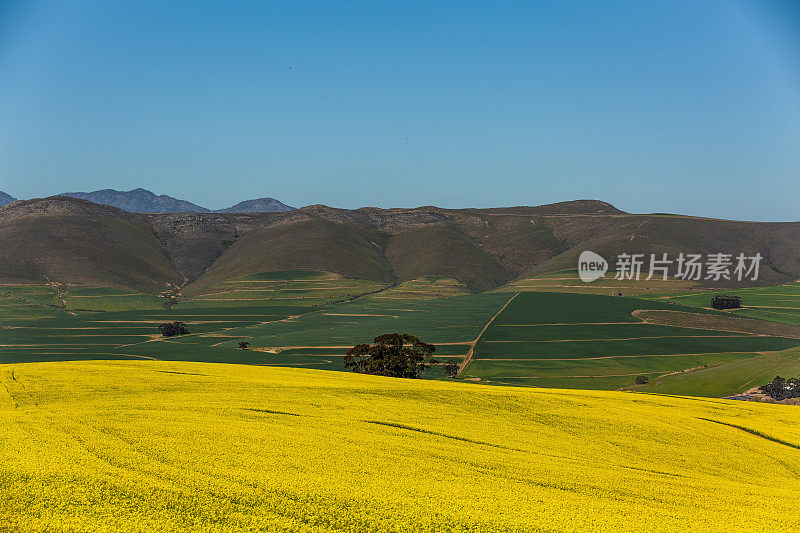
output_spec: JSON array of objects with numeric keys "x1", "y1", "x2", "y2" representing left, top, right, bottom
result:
[
  {"x1": 344, "y1": 334, "x2": 439, "y2": 378},
  {"x1": 158, "y1": 321, "x2": 189, "y2": 337},
  {"x1": 759, "y1": 376, "x2": 800, "y2": 401},
  {"x1": 711, "y1": 294, "x2": 742, "y2": 310}
]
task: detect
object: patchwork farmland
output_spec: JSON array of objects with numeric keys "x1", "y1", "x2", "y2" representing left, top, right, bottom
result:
[
  {"x1": 463, "y1": 292, "x2": 800, "y2": 392},
  {"x1": 4, "y1": 271, "x2": 800, "y2": 397},
  {"x1": 648, "y1": 281, "x2": 800, "y2": 325},
  {"x1": 501, "y1": 269, "x2": 699, "y2": 295}
]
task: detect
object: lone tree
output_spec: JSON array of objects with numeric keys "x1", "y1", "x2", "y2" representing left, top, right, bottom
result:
[
  {"x1": 238, "y1": 341, "x2": 250, "y2": 350},
  {"x1": 711, "y1": 294, "x2": 742, "y2": 310},
  {"x1": 634, "y1": 375, "x2": 650, "y2": 385},
  {"x1": 443, "y1": 361, "x2": 460, "y2": 378},
  {"x1": 344, "y1": 333, "x2": 437, "y2": 378},
  {"x1": 159, "y1": 321, "x2": 188, "y2": 337}
]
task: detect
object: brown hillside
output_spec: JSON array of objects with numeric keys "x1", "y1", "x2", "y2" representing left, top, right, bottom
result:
[
  {"x1": 2, "y1": 197, "x2": 799, "y2": 294},
  {"x1": 0, "y1": 197, "x2": 181, "y2": 292},
  {"x1": 184, "y1": 219, "x2": 393, "y2": 295}
]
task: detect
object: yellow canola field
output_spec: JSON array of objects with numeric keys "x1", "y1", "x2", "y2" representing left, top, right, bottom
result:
[{"x1": 2, "y1": 361, "x2": 800, "y2": 532}]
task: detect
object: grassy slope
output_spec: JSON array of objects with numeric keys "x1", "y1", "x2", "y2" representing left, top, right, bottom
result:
[
  {"x1": 632, "y1": 347, "x2": 800, "y2": 397},
  {"x1": 2, "y1": 361, "x2": 800, "y2": 531},
  {"x1": 385, "y1": 224, "x2": 514, "y2": 292},
  {"x1": 184, "y1": 220, "x2": 394, "y2": 295}
]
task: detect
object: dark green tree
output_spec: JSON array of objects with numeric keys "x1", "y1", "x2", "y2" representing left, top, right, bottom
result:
[
  {"x1": 711, "y1": 294, "x2": 742, "y2": 310},
  {"x1": 634, "y1": 375, "x2": 650, "y2": 385},
  {"x1": 158, "y1": 321, "x2": 188, "y2": 337},
  {"x1": 344, "y1": 333, "x2": 437, "y2": 378},
  {"x1": 238, "y1": 341, "x2": 250, "y2": 350},
  {"x1": 443, "y1": 361, "x2": 460, "y2": 378}
]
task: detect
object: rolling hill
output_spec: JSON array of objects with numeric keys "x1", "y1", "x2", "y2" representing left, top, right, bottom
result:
[
  {"x1": 3, "y1": 360, "x2": 799, "y2": 530},
  {"x1": 514, "y1": 215, "x2": 800, "y2": 286},
  {"x1": 0, "y1": 196, "x2": 182, "y2": 292},
  {"x1": 184, "y1": 219, "x2": 394, "y2": 295},
  {"x1": 2, "y1": 195, "x2": 800, "y2": 294}
]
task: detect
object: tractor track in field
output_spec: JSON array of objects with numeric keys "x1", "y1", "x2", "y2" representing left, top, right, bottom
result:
[{"x1": 457, "y1": 292, "x2": 520, "y2": 375}]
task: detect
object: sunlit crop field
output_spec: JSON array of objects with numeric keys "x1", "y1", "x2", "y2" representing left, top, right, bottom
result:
[
  {"x1": 502, "y1": 269, "x2": 699, "y2": 296},
  {"x1": 648, "y1": 282, "x2": 800, "y2": 325},
  {"x1": 2, "y1": 361, "x2": 800, "y2": 531},
  {"x1": 465, "y1": 292, "x2": 800, "y2": 392}
]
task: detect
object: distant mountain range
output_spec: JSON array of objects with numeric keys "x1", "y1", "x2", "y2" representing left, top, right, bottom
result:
[
  {"x1": 62, "y1": 188, "x2": 295, "y2": 213},
  {"x1": 2, "y1": 195, "x2": 798, "y2": 294},
  {"x1": 63, "y1": 188, "x2": 210, "y2": 213},
  {"x1": 0, "y1": 188, "x2": 294, "y2": 213},
  {"x1": 0, "y1": 191, "x2": 16, "y2": 206}
]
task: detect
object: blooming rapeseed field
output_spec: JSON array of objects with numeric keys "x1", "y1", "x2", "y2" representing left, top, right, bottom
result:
[{"x1": 2, "y1": 361, "x2": 800, "y2": 531}]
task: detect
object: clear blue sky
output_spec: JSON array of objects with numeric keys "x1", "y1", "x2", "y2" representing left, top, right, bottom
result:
[{"x1": 0, "y1": 1, "x2": 798, "y2": 220}]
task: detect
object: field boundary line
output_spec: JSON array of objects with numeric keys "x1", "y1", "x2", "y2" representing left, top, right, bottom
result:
[
  {"x1": 483, "y1": 334, "x2": 756, "y2": 343},
  {"x1": 474, "y1": 351, "x2": 772, "y2": 361},
  {"x1": 457, "y1": 292, "x2": 520, "y2": 375}
]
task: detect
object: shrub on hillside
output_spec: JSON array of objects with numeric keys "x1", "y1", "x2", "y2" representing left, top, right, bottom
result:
[
  {"x1": 711, "y1": 295, "x2": 742, "y2": 310},
  {"x1": 344, "y1": 333, "x2": 437, "y2": 378},
  {"x1": 634, "y1": 375, "x2": 650, "y2": 385},
  {"x1": 158, "y1": 321, "x2": 189, "y2": 337}
]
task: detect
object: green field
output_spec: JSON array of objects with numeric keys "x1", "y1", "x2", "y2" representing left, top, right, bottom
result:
[
  {"x1": 0, "y1": 273, "x2": 507, "y2": 374},
  {"x1": 190, "y1": 270, "x2": 389, "y2": 307},
  {"x1": 646, "y1": 282, "x2": 800, "y2": 325},
  {"x1": 2, "y1": 361, "x2": 800, "y2": 531},
  {"x1": 368, "y1": 276, "x2": 469, "y2": 299},
  {"x1": 501, "y1": 269, "x2": 699, "y2": 295},
  {"x1": 63, "y1": 287, "x2": 166, "y2": 311},
  {"x1": 463, "y1": 292, "x2": 800, "y2": 393},
  {"x1": 633, "y1": 348, "x2": 800, "y2": 397},
  {"x1": 4, "y1": 273, "x2": 800, "y2": 397}
]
